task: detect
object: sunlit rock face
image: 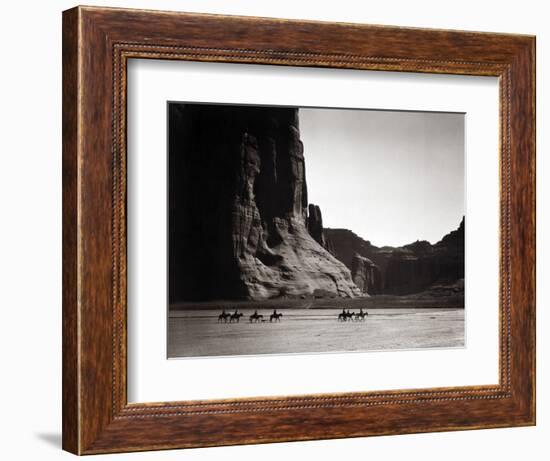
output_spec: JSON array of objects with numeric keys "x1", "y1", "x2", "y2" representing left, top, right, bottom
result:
[
  {"x1": 351, "y1": 253, "x2": 382, "y2": 295},
  {"x1": 169, "y1": 104, "x2": 361, "y2": 302}
]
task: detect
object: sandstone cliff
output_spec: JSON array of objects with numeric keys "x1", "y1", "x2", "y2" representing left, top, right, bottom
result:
[
  {"x1": 326, "y1": 218, "x2": 465, "y2": 295},
  {"x1": 169, "y1": 104, "x2": 361, "y2": 302},
  {"x1": 307, "y1": 204, "x2": 327, "y2": 248},
  {"x1": 351, "y1": 253, "x2": 382, "y2": 294}
]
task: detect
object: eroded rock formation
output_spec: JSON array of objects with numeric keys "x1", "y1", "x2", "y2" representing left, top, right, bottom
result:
[
  {"x1": 169, "y1": 104, "x2": 361, "y2": 302},
  {"x1": 326, "y1": 218, "x2": 465, "y2": 295},
  {"x1": 351, "y1": 253, "x2": 382, "y2": 294},
  {"x1": 307, "y1": 204, "x2": 327, "y2": 248}
]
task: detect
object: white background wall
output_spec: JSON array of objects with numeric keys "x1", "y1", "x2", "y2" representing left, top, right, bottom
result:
[{"x1": 0, "y1": 0, "x2": 546, "y2": 459}]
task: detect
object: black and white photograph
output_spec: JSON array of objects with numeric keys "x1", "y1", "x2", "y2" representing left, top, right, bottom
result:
[
  {"x1": 167, "y1": 103, "x2": 465, "y2": 358},
  {"x1": 2, "y1": 0, "x2": 542, "y2": 458}
]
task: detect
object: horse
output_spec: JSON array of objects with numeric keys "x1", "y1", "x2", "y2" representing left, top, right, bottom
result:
[
  {"x1": 338, "y1": 309, "x2": 355, "y2": 321},
  {"x1": 217, "y1": 310, "x2": 231, "y2": 323},
  {"x1": 229, "y1": 311, "x2": 243, "y2": 323},
  {"x1": 249, "y1": 311, "x2": 263, "y2": 323},
  {"x1": 270, "y1": 310, "x2": 283, "y2": 322},
  {"x1": 354, "y1": 309, "x2": 368, "y2": 322}
]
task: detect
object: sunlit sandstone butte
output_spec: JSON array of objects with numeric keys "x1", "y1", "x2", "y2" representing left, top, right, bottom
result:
[{"x1": 169, "y1": 104, "x2": 361, "y2": 302}]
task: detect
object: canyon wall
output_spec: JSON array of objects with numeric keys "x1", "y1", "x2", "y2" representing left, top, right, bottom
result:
[
  {"x1": 326, "y1": 218, "x2": 465, "y2": 295},
  {"x1": 169, "y1": 104, "x2": 361, "y2": 302}
]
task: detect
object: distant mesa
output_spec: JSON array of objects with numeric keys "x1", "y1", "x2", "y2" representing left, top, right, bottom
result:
[
  {"x1": 325, "y1": 217, "x2": 465, "y2": 296},
  {"x1": 169, "y1": 103, "x2": 464, "y2": 302}
]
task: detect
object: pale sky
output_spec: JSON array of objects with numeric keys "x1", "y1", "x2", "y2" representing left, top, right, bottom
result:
[{"x1": 300, "y1": 108, "x2": 464, "y2": 247}]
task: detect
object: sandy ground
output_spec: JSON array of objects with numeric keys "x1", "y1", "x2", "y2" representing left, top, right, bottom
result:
[{"x1": 168, "y1": 307, "x2": 464, "y2": 358}]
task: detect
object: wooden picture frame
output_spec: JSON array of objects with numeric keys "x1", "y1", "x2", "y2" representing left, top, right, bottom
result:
[{"x1": 62, "y1": 5, "x2": 536, "y2": 455}]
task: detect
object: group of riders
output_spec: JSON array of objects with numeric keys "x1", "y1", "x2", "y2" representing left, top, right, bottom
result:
[
  {"x1": 338, "y1": 308, "x2": 368, "y2": 322},
  {"x1": 217, "y1": 307, "x2": 369, "y2": 323},
  {"x1": 218, "y1": 309, "x2": 283, "y2": 323}
]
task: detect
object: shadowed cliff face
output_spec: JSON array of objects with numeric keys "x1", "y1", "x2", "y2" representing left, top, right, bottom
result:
[
  {"x1": 169, "y1": 104, "x2": 361, "y2": 302},
  {"x1": 351, "y1": 254, "x2": 383, "y2": 294},
  {"x1": 326, "y1": 218, "x2": 465, "y2": 295}
]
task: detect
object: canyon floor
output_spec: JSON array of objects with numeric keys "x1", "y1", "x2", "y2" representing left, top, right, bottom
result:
[{"x1": 168, "y1": 296, "x2": 464, "y2": 358}]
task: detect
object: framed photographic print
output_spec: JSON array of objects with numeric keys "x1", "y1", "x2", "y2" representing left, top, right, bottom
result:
[{"x1": 62, "y1": 5, "x2": 535, "y2": 455}]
